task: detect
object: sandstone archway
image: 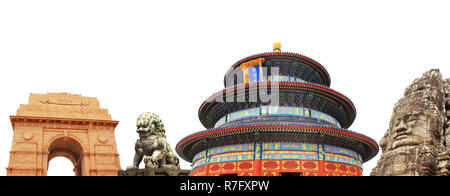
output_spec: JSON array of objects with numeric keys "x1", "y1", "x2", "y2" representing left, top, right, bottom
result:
[
  {"x1": 6, "y1": 93, "x2": 122, "y2": 176},
  {"x1": 47, "y1": 136, "x2": 84, "y2": 176}
]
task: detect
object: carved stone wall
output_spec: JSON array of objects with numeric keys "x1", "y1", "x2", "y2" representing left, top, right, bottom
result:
[
  {"x1": 6, "y1": 93, "x2": 122, "y2": 176},
  {"x1": 371, "y1": 69, "x2": 450, "y2": 176}
]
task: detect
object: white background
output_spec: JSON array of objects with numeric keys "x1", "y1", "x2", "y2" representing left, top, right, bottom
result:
[{"x1": 1, "y1": 0, "x2": 449, "y2": 176}]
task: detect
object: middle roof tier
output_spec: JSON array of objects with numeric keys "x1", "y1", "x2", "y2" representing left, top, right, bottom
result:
[{"x1": 198, "y1": 81, "x2": 356, "y2": 129}]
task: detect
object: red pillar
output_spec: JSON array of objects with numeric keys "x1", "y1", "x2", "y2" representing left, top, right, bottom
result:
[
  {"x1": 253, "y1": 160, "x2": 262, "y2": 176},
  {"x1": 253, "y1": 142, "x2": 262, "y2": 176},
  {"x1": 318, "y1": 160, "x2": 326, "y2": 176},
  {"x1": 357, "y1": 167, "x2": 362, "y2": 176},
  {"x1": 204, "y1": 164, "x2": 210, "y2": 176}
]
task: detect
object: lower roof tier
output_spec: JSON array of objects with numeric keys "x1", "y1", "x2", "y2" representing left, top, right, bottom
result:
[
  {"x1": 176, "y1": 115, "x2": 379, "y2": 163},
  {"x1": 199, "y1": 82, "x2": 356, "y2": 129}
]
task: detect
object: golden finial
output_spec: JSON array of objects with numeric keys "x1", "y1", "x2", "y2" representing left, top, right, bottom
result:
[{"x1": 273, "y1": 42, "x2": 281, "y2": 52}]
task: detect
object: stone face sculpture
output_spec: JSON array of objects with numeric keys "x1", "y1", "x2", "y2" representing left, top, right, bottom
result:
[
  {"x1": 126, "y1": 112, "x2": 180, "y2": 170},
  {"x1": 371, "y1": 69, "x2": 450, "y2": 176}
]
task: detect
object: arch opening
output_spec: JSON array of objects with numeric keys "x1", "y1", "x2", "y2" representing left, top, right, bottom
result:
[
  {"x1": 47, "y1": 157, "x2": 76, "y2": 176},
  {"x1": 47, "y1": 136, "x2": 84, "y2": 176}
]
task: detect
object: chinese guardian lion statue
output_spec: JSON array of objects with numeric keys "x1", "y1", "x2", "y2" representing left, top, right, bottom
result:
[{"x1": 126, "y1": 112, "x2": 180, "y2": 170}]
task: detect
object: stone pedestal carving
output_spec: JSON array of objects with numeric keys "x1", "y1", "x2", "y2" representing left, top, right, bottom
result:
[{"x1": 118, "y1": 168, "x2": 190, "y2": 176}]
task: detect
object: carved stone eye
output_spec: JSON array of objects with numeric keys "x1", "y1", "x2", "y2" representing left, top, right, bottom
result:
[{"x1": 394, "y1": 117, "x2": 403, "y2": 126}]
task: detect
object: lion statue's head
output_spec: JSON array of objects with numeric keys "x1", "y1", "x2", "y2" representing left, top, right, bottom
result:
[{"x1": 136, "y1": 112, "x2": 166, "y2": 138}]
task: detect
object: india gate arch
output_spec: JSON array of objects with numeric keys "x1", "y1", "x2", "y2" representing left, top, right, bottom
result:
[
  {"x1": 6, "y1": 93, "x2": 122, "y2": 176},
  {"x1": 46, "y1": 136, "x2": 84, "y2": 176}
]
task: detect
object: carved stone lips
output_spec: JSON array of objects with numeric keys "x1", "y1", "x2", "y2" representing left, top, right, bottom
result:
[{"x1": 394, "y1": 131, "x2": 411, "y2": 140}]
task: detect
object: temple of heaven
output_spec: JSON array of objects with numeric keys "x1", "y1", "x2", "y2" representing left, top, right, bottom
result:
[{"x1": 176, "y1": 43, "x2": 379, "y2": 176}]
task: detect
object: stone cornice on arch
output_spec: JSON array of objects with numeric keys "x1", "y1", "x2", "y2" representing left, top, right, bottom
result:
[{"x1": 10, "y1": 116, "x2": 119, "y2": 130}]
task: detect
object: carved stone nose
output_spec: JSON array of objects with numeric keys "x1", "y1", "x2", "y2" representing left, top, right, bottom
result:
[{"x1": 394, "y1": 119, "x2": 407, "y2": 133}]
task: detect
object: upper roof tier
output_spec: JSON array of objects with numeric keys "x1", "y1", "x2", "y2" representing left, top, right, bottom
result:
[{"x1": 224, "y1": 50, "x2": 331, "y2": 88}]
